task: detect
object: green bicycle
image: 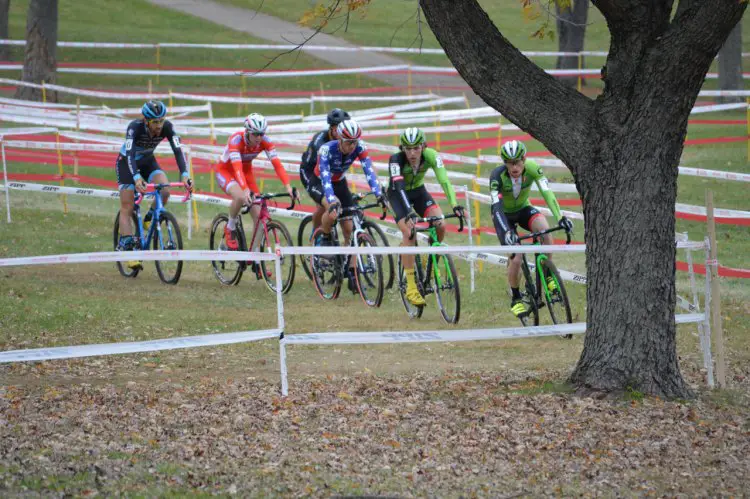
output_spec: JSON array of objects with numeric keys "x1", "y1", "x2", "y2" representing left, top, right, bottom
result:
[
  {"x1": 398, "y1": 213, "x2": 464, "y2": 324},
  {"x1": 514, "y1": 226, "x2": 573, "y2": 336}
]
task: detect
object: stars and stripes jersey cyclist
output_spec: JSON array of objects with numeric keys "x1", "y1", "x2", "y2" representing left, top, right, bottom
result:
[
  {"x1": 214, "y1": 113, "x2": 297, "y2": 251},
  {"x1": 489, "y1": 139, "x2": 573, "y2": 318}
]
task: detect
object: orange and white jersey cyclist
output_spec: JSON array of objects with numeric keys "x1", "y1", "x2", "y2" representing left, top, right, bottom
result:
[{"x1": 214, "y1": 113, "x2": 298, "y2": 251}]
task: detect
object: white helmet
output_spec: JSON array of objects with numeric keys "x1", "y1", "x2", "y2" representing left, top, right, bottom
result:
[
  {"x1": 336, "y1": 119, "x2": 362, "y2": 140},
  {"x1": 244, "y1": 113, "x2": 268, "y2": 135}
]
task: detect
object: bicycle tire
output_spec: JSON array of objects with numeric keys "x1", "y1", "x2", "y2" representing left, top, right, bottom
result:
[
  {"x1": 259, "y1": 220, "x2": 296, "y2": 294},
  {"x1": 113, "y1": 210, "x2": 141, "y2": 279},
  {"x1": 209, "y1": 213, "x2": 244, "y2": 286},
  {"x1": 518, "y1": 256, "x2": 540, "y2": 327},
  {"x1": 310, "y1": 227, "x2": 342, "y2": 300},
  {"x1": 153, "y1": 211, "x2": 183, "y2": 285},
  {"x1": 540, "y1": 259, "x2": 573, "y2": 337},
  {"x1": 297, "y1": 214, "x2": 314, "y2": 281},
  {"x1": 434, "y1": 254, "x2": 461, "y2": 324},
  {"x1": 353, "y1": 232, "x2": 384, "y2": 307},
  {"x1": 362, "y1": 219, "x2": 395, "y2": 290},
  {"x1": 398, "y1": 255, "x2": 425, "y2": 319}
]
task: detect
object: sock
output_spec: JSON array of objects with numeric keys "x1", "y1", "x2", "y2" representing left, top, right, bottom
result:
[
  {"x1": 511, "y1": 287, "x2": 522, "y2": 300},
  {"x1": 227, "y1": 217, "x2": 237, "y2": 231},
  {"x1": 118, "y1": 235, "x2": 133, "y2": 249},
  {"x1": 144, "y1": 209, "x2": 154, "y2": 224}
]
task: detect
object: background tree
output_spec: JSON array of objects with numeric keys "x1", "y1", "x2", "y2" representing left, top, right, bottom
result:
[
  {"x1": 419, "y1": 0, "x2": 746, "y2": 398},
  {"x1": 14, "y1": 0, "x2": 58, "y2": 101},
  {"x1": 555, "y1": 0, "x2": 590, "y2": 87},
  {"x1": 0, "y1": 0, "x2": 10, "y2": 61},
  {"x1": 718, "y1": 23, "x2": 743, "y2": 103}
]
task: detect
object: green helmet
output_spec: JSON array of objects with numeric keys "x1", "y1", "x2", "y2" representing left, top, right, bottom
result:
[
  {"x1": 500, "y1": 140, "x2": 527, "y2": 162},
  {"x1": 400, "y1": 127, "x2": 426, "y2": 147}
]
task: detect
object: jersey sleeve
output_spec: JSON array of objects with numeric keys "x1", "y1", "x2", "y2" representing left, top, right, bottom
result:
[
  {"x1": 489, "y1": 167, "x2": 513, "y2": 241},
  {"x1": 227, "y1": 134, "x2": 248, "y2": 190},
  {"x1": 262, "y1": 137, "x2": 290, "y2": 186},
  {"x1": 164, "y1": 122, "x2": 189, "y2": 176},
  {"x1": 300, "y1": 131, "x2": 325, "y2": 171},
  {"x1": 317, "y1": 144, "x2": 336, "y2": 203},
  {"x1": 387, "y1": 153, "x2": 412, "y2": 212},
  {"x1": 528, "y1": 160, "x2": 562, "y2": 221},
  {"x1": 357, "y1": 143, "x2": 381, "y2": 197},
  {"x1": 124, "y1": 122, "x2": 140, "y2": 179},
  {"x1": 426, "y1": 148, "x2": 458, "y2": 207}
]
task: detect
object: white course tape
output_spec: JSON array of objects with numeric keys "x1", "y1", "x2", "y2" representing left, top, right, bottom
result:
[
  {"x1": 0, "y1": 127, "x2": 59, "y2": 137},
  {"x1": 0, "y1": 329, "x2": 281, "y2": 363},
  {"x1": 0, "y1": 250, "x2": 276, "y2": 267}
]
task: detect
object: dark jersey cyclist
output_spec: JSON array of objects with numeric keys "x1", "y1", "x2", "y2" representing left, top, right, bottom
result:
[
  {"x1": 489, "y1": 139, "x2": 573, "y2": 317},
  {"x1": 388, "y1": 127, "x2": 464, "y2": 306},
  {"x1": 299, "y1": 108, "x2": 350, "y2": 234},
  {"x1": 115, "y1": 100, "x2": 192, "y2": 271}
]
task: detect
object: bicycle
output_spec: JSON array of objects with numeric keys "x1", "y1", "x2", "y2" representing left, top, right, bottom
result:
[
  {"x1": 513, "y1": 226, "x2": 573, "y2": 335},
  {"x1": 298, "y1": 197, "x2": 395, "y2": 290},
  {"x1": 209, "y1": 189, "x2": 297, "y2": 294},
  {"x1": 398, "y1": 213, "x2": 464, "y2": 324},
  {"x1": 309, "y1": 192, "x2": 387, "y2": 307},
  {"x1": 113, "y1": 182, "x2": 189, "y2": 285}
]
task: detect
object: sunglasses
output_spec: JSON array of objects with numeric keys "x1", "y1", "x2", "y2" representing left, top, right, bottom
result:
[
  {"x1": 147, "y1": 118, "x2": 165, "y2": 125},
  {"x1": 247, "y1": 131, "x2": 264, "y2": 137},
  {"x1": 341, "y1": 138, "x2": 359, "y2": 145}
]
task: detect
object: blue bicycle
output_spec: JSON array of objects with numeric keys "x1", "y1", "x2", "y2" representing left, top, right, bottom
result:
[{"x1": 113, "y1": 182, "x2": 190, "y2": 284}]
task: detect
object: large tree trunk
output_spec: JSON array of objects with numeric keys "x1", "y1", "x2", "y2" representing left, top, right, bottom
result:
[
  {"x1": 14, "y1": 0, "x2": 57, "y2": 102},
  {"x1": 717, "y1": 23, "x2": 743, "y2": 104},
  {"x1": 419, "y1": 0, "x2": 746, "y2": 398},
  {"x1": 0, "y1": 0, "x2": 10, "y2": 61},
  {"x1": 555, "y1": 0, "x2": 589, "y2": 87}
]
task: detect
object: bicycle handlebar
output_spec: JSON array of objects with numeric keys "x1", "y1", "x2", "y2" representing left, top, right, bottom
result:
[
  {"x1": 409, "y1": 212, "x2": 465, "y2": 240},
  {"x1": 135, "y1": 182, "x2": 191, "y2": 205},
  {"x1": 241, "y1": 188, "x2": 299, "y2": 214},
  {"x1": 517, "y1": 225, "x2": 572, "y2": 244}
]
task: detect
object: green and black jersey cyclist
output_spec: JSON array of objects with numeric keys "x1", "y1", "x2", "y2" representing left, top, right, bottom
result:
[
  {"x1": 489, "y1": 139, "x2": 573, "y2": 318},
  {"x1": 387, "y1": 127, "x2": 464, "y2": 306}
]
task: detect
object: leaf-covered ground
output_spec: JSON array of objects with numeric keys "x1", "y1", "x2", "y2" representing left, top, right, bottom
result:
[{"x1": 2, "y1": 364, "x2": 749, "y2": 497}]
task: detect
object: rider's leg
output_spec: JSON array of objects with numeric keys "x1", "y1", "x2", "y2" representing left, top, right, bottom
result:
[
  {"x1": 424, "y1": 204, "x2": 445, "y2": 242},
  {"x1": 118, "y1": 188, "x2": 135, "y2": 239},
  {"x1": 248, "y1": 203, "x2": 262, "y2": 251},
  {"x1": 319, "y1": 197, "x2": 338, "y2": 236},
  {"x1": 529, "y1": 213, "x2": 551, "y2": 257},
  {"x1": 397, "y1": 213, "x2": 426, "y2": 306}
]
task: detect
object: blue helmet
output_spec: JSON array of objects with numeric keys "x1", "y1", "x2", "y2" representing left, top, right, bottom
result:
[{"x1": 142, "y1": 100, "x2": 167, "y2": 120}]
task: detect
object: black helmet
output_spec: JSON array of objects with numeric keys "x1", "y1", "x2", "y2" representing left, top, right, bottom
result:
[{"x1": 326, "y1": 108, "x2": 350, "y2": 126}]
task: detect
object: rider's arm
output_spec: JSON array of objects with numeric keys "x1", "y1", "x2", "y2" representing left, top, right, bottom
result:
[
  {"x1": 489, "y1": 167, "x2": 513, "y2": 240},
  {"x1": 227, "y1": 134, "x2": 249, "y2": 191},
  {"x1": 163, "y1": 121, "x2": 189, "y2": 178},
  {"x1": 387, "y1": 153, "x2": 412, "y2": 212},
  {"x1": 300, "y1": 131, "x2": 325, "y2": 171},
  {"x1": 318, "y1": 144, "x2": 337, "y2": 203},
  {"x1": 528, "y1": 161, "x2": 562, "y2": 221},
  {"x1": 262, "y1": 137, "x2": 291, "y2": 187},
  {"x1": 426, "y1": 148, "x2": 458, "y2": 206},
  {"x1": 357, "y1": 144, "x2": 382, "y2": 197}
]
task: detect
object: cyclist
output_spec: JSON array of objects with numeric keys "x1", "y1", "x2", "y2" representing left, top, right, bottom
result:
[
  {"x1": 387, "y1": 127, "x2": 464, "y2": 306},
  {"x1": 214, "y1": 113, "x2": 298, "y2": 265},
  {"x1": 489, "y1": 139, "x2": 573, "y2": 318},
  {"x1": 115, "y1": 100, "x2": 192, "y2": 270},
  {"x1": 299, "y1": 108, "x2": 350, "y2": 234}
]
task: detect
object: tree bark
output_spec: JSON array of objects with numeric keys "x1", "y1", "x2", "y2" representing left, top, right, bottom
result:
[
  {"x1": 717, "y1": 23, "x2": 743, "y2": 104},
  {"x1": 14, "y1": 0, "x2": 57, "y2": 102},
  {"x1": 0, "y1": 0, "x2": 10, "y2": 61},
  {"x1": 555, "y1": 0, "x2": 589, "y2": 87},
  {"x1": 420, "y1": 0, "x2": 746, "y2": 398}
]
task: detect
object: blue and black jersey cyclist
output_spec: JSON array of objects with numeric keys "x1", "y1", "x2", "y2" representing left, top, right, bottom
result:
[
  {"x1": 115, "y1": 100, "x2": 193, "y2": 270},
  {"x1": 489, "y1": 139, "x2": 573, "y2": 317},
  {"x1": 299, "y1": 108, "x2": 350, "y2": 234}
]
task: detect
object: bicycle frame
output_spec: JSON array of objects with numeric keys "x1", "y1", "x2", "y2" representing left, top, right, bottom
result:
[
  {"x1": 242, "y1": 190, "x2": 298, "y2": 254},
  {"x1": 336, "y1": 192, "x2": 387, "y2": 275},
  {"x1": 133, "y1": 182, "x2": 189, "y2": 250},
  {"x1": 413, "y1": 213, "x2": 464, "y2": 291},
  {"x1": 517, "y1": 226, "x2": 571, "y2": 302}
]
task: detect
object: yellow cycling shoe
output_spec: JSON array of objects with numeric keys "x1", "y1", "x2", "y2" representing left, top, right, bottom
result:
[
  {"x1": 511, "y1": 299, "x2": 529, "y2": 317},
  {"x1": 406, "y1": 287, "x2": 426, "y2": 306},
  {"x1": 546, "y1": 276, "x2": 558, "y2": 293},
  {"x1": 127, "y1": 260, "x2": 143, "y2": 271}
]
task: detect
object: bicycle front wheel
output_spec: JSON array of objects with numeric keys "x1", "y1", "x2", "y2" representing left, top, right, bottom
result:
[
  {"x1": 353, "y1": 233, "x2": 384, "y2": 307},
  {"x1": 259, "y1": 220, "x2": 296, "y2": 294},
  {"x1": 397, "y1": 256, "x2": 425, "y2": 319},
  {"x1": 434, "y1": 254, "x2": 460, "y2": 324},
  {"x1": 209, "y1": 213, "x2": 244, "y2": 286},
  {"x1": 362, "y1": 219, "x2": 395, "y2": 290},
  {"x1": 297, "y1": 215, "x2": 315, "y2": 281},
  {"x1": 518, "y1": 257, "x2": 540, "y2": 327},
  {"x1": 540, "y1": 259, "x2": 573, "y2": 336},
  {"x1": 310, "y1": 228, "x2": 341, "y2": 300},
  {"x1": 113, "y1": 210, "x2": 140, "y2": 279},
  {"x1": 153, "y1": 211, "x2": 183, "y2": 285}
]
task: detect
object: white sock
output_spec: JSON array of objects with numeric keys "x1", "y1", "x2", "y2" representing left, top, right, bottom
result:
[{"x1": 227, "y1": 217, "x2": 237, "y2": 230}]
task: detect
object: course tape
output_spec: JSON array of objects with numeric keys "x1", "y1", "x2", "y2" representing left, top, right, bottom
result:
[
  {"x1": 0, "y1": 329, "x2": 281, "y2": 363},
  {"x1": 0, "y1": 249, "x2": 276, "y2": 267}
]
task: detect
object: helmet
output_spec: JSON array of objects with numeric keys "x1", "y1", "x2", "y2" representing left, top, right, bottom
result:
[
  {"x1": 399, "y1": 127, "x2": 426, "y2": 148},
  {"x1": 500, "y1": 140, "x2": 527, "y2": 162},
  {"x1": 337, "y1": 119, "x2": 362, "y2": 140},
  {"x1": 244, "y1": 113, "x2": 268, "y2": 135},
  {"x1": 326, "y1": 108, "x2": 350, "y2": 126},
  {"x1": 142, "y1": 100, "x2": 167, "y2": 120}
]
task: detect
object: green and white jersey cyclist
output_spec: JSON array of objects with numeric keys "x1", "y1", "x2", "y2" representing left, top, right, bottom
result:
[
  {"x1": 489, "y1": 139, "x2": 573, "y2": 317},
  {"x1": 387, "y1": 127, "x2": 464, "y2": 307}
]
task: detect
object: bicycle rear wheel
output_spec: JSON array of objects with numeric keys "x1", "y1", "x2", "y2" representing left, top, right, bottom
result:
[
  {"x1": 113, "y1": 210, "x2": 141, "y2": 279},
  {"x1": 362, "y1": 219, "x2": 395, "y2": 290},
  {"x1": 259, "y1": 220, "x2": 296, "y2": 294},
  {"x1": 398, "y1": 255, "x2": 425, "y2": 319},
  {"x1": 310, "y1": 228, "x2": 342, "y2": 300},
  {"x1": 153, "y1": 211, "x2": 183, "y2": 285},
  {"x1": 518, "y1": 257, "x2": 540, "y2": 327},
  {"x1": 353, "y1": 232, "x2": 384, "y2": 307},
  {"x1": 434, "y1": 254, "x2": 460, "y2": 324},
  {"x1": 540, "y1": 259, "x2": 573, "y2": 337},
  {"x1": 297, "y1": 214, "x2": 314, "y2": 281},
  {"x1": 209, "y1": 213, "x2": 245, "y2": 286}
]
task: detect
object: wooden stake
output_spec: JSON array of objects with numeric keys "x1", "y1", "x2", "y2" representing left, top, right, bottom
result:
[{"x1": 706, "y1": 189, "x2": 726, "y2": 388}]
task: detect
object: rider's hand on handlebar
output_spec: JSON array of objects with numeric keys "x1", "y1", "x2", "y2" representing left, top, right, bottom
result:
[
  {"x1": 243, "y1": 188, "x2": 254, "y2": 205},
  {"x1": 134, "y1": 176, "x2": 147, "y2": 194},
  {"x1": 452, "y1": 205, "x2": 465, "y2": 219},
  {"x1": 558, "y1": 216, "x2": 574, "y2": 233},
  {"x1": 286, "y1": 184, "x2": 300, "y2": 202},
  {"x1": 183, "y1": 176, "x2": 194, "y2": 194},
  {"x1": 327, "y1": 197, "x2": 341, "y2": 215},
  {"x1": 503, "y1": 231, "x2": 519, "y2": 246}
]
